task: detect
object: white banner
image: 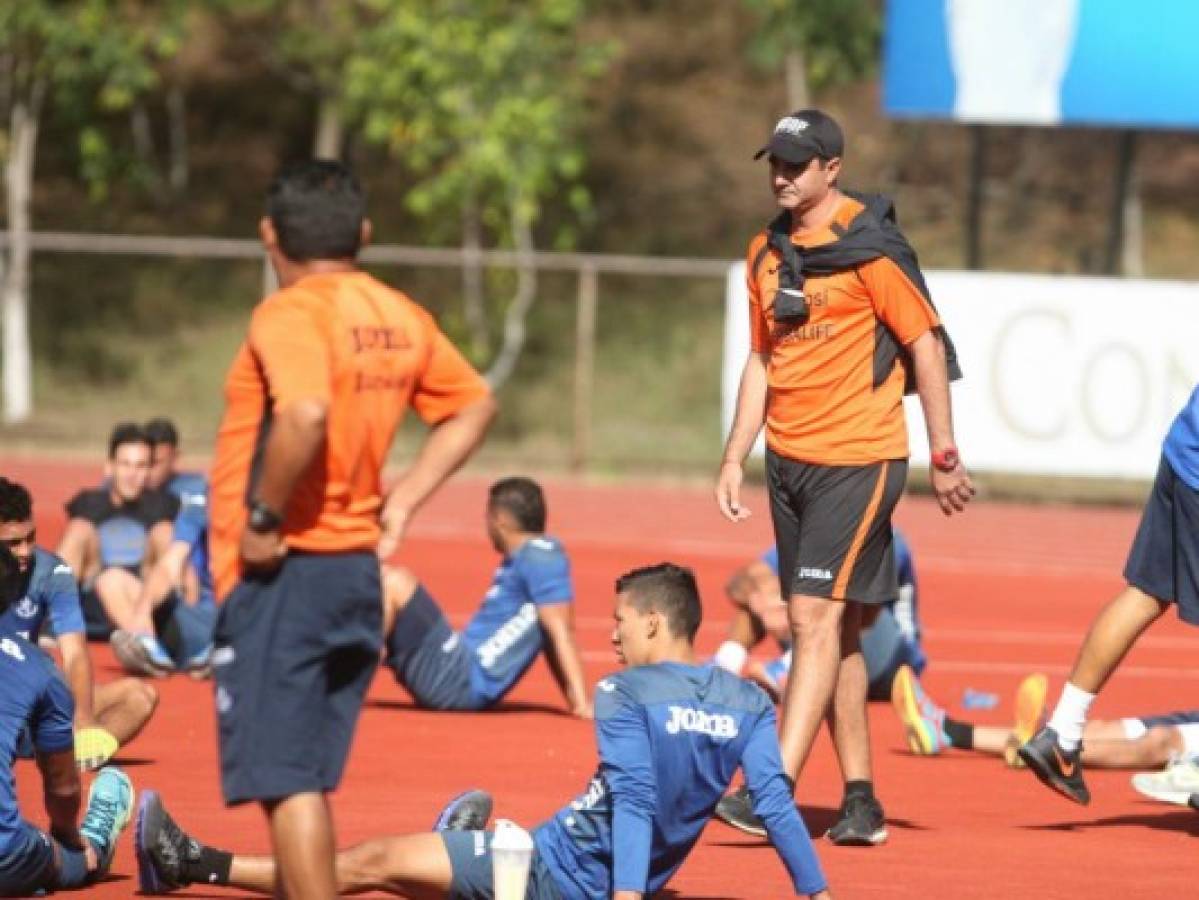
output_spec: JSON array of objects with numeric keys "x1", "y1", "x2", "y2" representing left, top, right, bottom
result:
[{"x1": 722, "y1": 265, "x2": 1199, "y2": 479}]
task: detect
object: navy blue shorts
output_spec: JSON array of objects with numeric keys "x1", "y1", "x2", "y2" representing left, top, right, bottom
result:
[
  {"x1": 0, "y1": 822, "x2": 55, "y2": 897},
  {"x1": 1124, "y1": 456, "x2": 1199, "y2": 625},
  {"x1": 1139, "y1": 709, "x2": 1199, "y2": 730},
  {"x1": 213, "y1": 551, "x2": 382, "y2": 805},
  {"x1": 766, "y1": 451, "x2": 908, "y2": 604},
  {"x1": 385, "y1": 586, "x2": 481, "y2": 710},
  {"x1": 441, "y1": 830, "x2": 562, "y2": 900}
]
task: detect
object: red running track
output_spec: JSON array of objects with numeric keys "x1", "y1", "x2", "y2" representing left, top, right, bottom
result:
[{"x1": 5, "y1": 456, "x2": 1198, "y2": 898}]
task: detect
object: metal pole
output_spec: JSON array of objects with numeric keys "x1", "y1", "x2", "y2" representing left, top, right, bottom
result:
[
  {"x1": 964, "y1": 125, "x2": 987, "y2": 270},
  {"x1": 1105, "y1": 130, "x2": 1139, "y2": 276},
  {"x1": 571, "y1": 264, "x2": 598, "y2": 474}
]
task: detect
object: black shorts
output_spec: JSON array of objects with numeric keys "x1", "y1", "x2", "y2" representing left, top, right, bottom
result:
[
  {"x1": 766, "y1": 450, "x2": 907, "y2": 604},
  {"x1": 213, "y1": 551, "x2": 382, "y2": 805},
  {"x1": 1124, "y1": 455, "x2": 1199, "y2": 626}
]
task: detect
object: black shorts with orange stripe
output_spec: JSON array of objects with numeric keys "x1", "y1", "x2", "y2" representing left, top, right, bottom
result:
[{"x1": 766, "y1": 450, "x2": 907, "y2": 604}]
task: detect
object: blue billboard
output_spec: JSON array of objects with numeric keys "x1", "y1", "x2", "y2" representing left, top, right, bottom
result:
[{"x1": 884, "y1": 0, "x2": 1199, "y2": 129}]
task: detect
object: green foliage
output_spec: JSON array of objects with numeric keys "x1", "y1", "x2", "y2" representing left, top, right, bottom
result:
[
  {"x1": 345, "y1": 0, "x2": 614, "y2": 249},
  {"x1": 742, "y1": 0, "x2": 880, "y2": 91}
]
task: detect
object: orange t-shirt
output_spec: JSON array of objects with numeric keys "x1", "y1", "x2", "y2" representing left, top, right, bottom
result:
[
  {"x1": 209, "y1": 270, "x2": 490, "y2": 600},
  {"x1": 746, "y1": 196, "x2": 940, "y2": 465}
]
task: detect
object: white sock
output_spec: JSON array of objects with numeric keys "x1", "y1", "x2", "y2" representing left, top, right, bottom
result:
[
  {"x1": 713, "y1": 640, "x2": 748, "y2": 675},
  {"x1": 1047, "y1": 682, "x2": 1096, "y2": 752}
]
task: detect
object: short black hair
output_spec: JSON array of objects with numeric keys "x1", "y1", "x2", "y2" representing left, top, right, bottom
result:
[
  {"x1": 266, "y1": 159, "x2": 366, "y2": 262},
  {"x1": 108, "y1": 421, "x2": 151, "y2": 459},
  {"x1": 143, "y1": 417, "x2": 179, "y2": 448},
  {"x1": 0, "y1": 477, "x2": 32, "y2": 524},
  {"x1": 615, "y1": 562, "x2": 702, "y2": 641},
  {"x1": 0, "y1": 544, "x2": 20, "y2": 611},
  {"x1": 488, "y1": 477, "x2": 547, "y2": 533}
]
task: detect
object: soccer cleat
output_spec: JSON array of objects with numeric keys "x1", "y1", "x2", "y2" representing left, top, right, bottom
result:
[
  {"x1": 890, "y1": 664, "x2": 950, "y2": 755},
  {"x1": 1004, "y1": 673, "x2": 1049, "y2": 768},
  {"x1": 136, "y1": 789, "x2": 204, "y2": 893},
  {"x1": 433, "y1": 789, "x2": 494, "y2": 832},
  {"x1": 1017, "y1": 726, "x2": 1090, "y2": 805},
  {"x1": 825, "y1": 794, "x2": 888, "y2": 846},
  {"x1": 713, "y1": 785, "x2": 766, "y2": 838},
  {"x1": 1131, "y1": 756, "x2": 1199, "y2": 806},
  {"x1": 80, "y1": 767, "x2": 135, "y2": 874},
  {"x1": 111, "y1": 630, "x2": 176, "y2": 678}
]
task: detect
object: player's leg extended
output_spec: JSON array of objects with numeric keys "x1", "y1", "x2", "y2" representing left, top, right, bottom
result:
[
  {"x1": 778, "y1": 593, "x2": 844, "y2": 777},
  {"x1": 93, "y1": 678, "x2": 158, "y2": 746},
  {"x1": 1084, "y1": 724, "x2": 1180, "y2": 769}
]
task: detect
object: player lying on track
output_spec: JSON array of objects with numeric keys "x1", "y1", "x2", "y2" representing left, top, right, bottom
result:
[
  {"x1": 381, "y1": 477, "x2": 592, "y2": 717},
  {"x1": 893, "y1": 665, "x2": 1199, "y2": 772},
  {"x1": 0, "y1": 544, "x2": 135, "y2": 897},
  {"x1": 134, "y1": 562, "x2": 831, "y2": 899}
]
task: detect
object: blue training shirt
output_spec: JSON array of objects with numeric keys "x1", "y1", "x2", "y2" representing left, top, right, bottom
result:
[
  {"x1": 1164, "y1": 385, "x2": 1199, "y2": 492},
  {"x1": 534, "y1": 662, "x2": 827, "y2": 898},
  {"x1": 0, "y1": 634, "x2": 74, "y2": 854},
  {"x1": 165, "y1": 472, "x2": 214, "y2": 607},
  {"x1": 0, "y1": 547, "x2": 85, "y2": 642},
  {"x1": 461, "y1": 536, "x2": 572, "y2": 706}
]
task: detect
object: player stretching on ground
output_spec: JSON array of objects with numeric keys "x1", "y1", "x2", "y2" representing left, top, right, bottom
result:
[
  {"x1": 383, "y1": 477, "x2": 591, "y2": 716},
  {"x1": 0, "y1": 545, "x2": 135, "y2": 896},
  {"x1": 135, "y1": 563, "x2": 831, "y2": 898},
  {"x1": 0, "y1": 477, "x2": 157, "y2": 770},
  {"x1": 1019, "y1": 384, "x2": 1199, "y2": 804}
]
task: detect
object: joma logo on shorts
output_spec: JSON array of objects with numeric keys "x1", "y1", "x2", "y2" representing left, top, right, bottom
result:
[
  {"x1": 797, "y1": 567, "x2": 833, "y2": 580},
  {"x1": 477, "y1": 603, "x2": 538, "y2": 669},
  {"x1": 664, "y1": 706, "x2": 738, "y2": 739}
]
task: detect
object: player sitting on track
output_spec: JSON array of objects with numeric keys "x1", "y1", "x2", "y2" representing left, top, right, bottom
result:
[
  {"x1": 110, "y1": 418, "x2": 216, "y2": 679},
  {"x1": 0, "y1": 544, "x2": 135, "y2": 897},
  {"x1": 382, "y1": 477, "x2": 592, "y2": 717},
  {"x1": 893, "y1": 666, "x2": 1199, "y2": 776},
  {"x1": 134, "y1": 562, "x2": 831, "y2": 899},
  {"x1": 0, "y1": 477, "x2": 157, "y2": 771},
  {"x1": 55, "y1": 422, "x2": 179, "y2": 641},
  {"x1": 713, "y1": 531, "x2": 927, "y2": 836},
  {"x1": 712, "y1": 531, "x2": 926, "y2": 702}
]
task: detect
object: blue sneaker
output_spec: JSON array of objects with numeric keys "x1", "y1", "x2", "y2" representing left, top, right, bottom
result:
[
  {"x1": 432, "y1": 789, "x2": 493, "y2": 832},
  {"x1": 111, "y1": 630, "x2": 175, "y2": 677},
  {"x1": 890, "y1": 664, "x2": 950, "y2": 755},
  {"x1": 80, "y1": 767, "x2": 135, "y2": 874}
]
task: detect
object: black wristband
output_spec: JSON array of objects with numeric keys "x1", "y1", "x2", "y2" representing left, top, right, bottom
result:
[{"x1": 247, "y1": 499, "x2": 283, "y2": 534}]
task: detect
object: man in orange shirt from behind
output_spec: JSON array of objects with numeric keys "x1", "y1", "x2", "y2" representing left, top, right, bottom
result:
[
  {"x1": 199, "y1": 160, "x2": 496, "y2": 900},
  {"x1": 716, "y1": 110, "x2": 973, "y2": 846}
]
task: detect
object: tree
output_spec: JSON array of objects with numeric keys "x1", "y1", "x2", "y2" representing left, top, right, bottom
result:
[
  {"x1": 347, "y1": 0, "x2": 611, "y2": 385},
  {"x1": 742, "y1": 0, "x2": 879, "y2": 109},
  {"x1": 0, "y1": 1, "x2": 181, "y2": 422}
]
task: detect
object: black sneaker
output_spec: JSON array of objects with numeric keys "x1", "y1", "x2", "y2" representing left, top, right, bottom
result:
[
  {"x1": 825, "y1": 794, "x2": 887, "y2": 846},
  {"x1": 136, "y1": 790, "x2": 204, "y2": 893},
  {"x1": 433, "y1": 789, "x2": 494, "y2": 832},
  {"x1": 1017, "y1": 726, "x2": 1090, "y2": 805},
  {"x1": 713, "y1": 785, "x2": 766, "y2": 838}
]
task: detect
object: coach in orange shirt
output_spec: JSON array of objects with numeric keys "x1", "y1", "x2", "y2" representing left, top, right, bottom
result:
[
  {"x1": 715, "y1": 110, "x2": 973, "y2": 846},
  {"x1": 204, "y1": 160, "x2": 495, "y2": 900}
]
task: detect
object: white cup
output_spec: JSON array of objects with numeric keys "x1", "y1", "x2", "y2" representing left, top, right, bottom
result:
[{"x1": 491, "y1": 818, "x2": 534, "y2": 900}]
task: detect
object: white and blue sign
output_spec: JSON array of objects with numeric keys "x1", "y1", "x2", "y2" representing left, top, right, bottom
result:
[{"x1": 884, "y1": 0, "x2": 1199, "y2": 129}]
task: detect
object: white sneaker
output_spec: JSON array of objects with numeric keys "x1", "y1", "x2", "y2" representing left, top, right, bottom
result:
[{"x1": 1131, "y1": 756, "x2": 1199, "y2": 806}]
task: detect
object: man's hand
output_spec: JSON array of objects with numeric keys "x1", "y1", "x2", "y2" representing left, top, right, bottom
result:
[
  {"x1": 239, "y1": 528, "x2": 287, "y2": 573},
  {"x1": 931, "y1": 462, "x2": 975, "y2": 515},
  {"x1": 715, "y1": 461, "x2": 752, "y2": 522},
  {"x1": 377, "y1": 501, "x2": 411, "y2": 560}
]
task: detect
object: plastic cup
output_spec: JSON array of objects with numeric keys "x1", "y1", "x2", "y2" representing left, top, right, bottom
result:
[{"x1": 491, "y1": 818, "x2": 534, "y2": 900}]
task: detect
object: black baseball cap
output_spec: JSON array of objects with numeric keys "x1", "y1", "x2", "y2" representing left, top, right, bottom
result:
[{"x1": 754, "y1": 109, "x2": 844, "y2": 164}]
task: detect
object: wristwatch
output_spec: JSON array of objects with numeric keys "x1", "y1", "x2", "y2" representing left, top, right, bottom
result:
[
  {"x1": 930, "y1": 447, "x2": 960, "y2": 473},
  {"x1": 247, "y1": 499, "x2": 283, "y2": 534}
]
